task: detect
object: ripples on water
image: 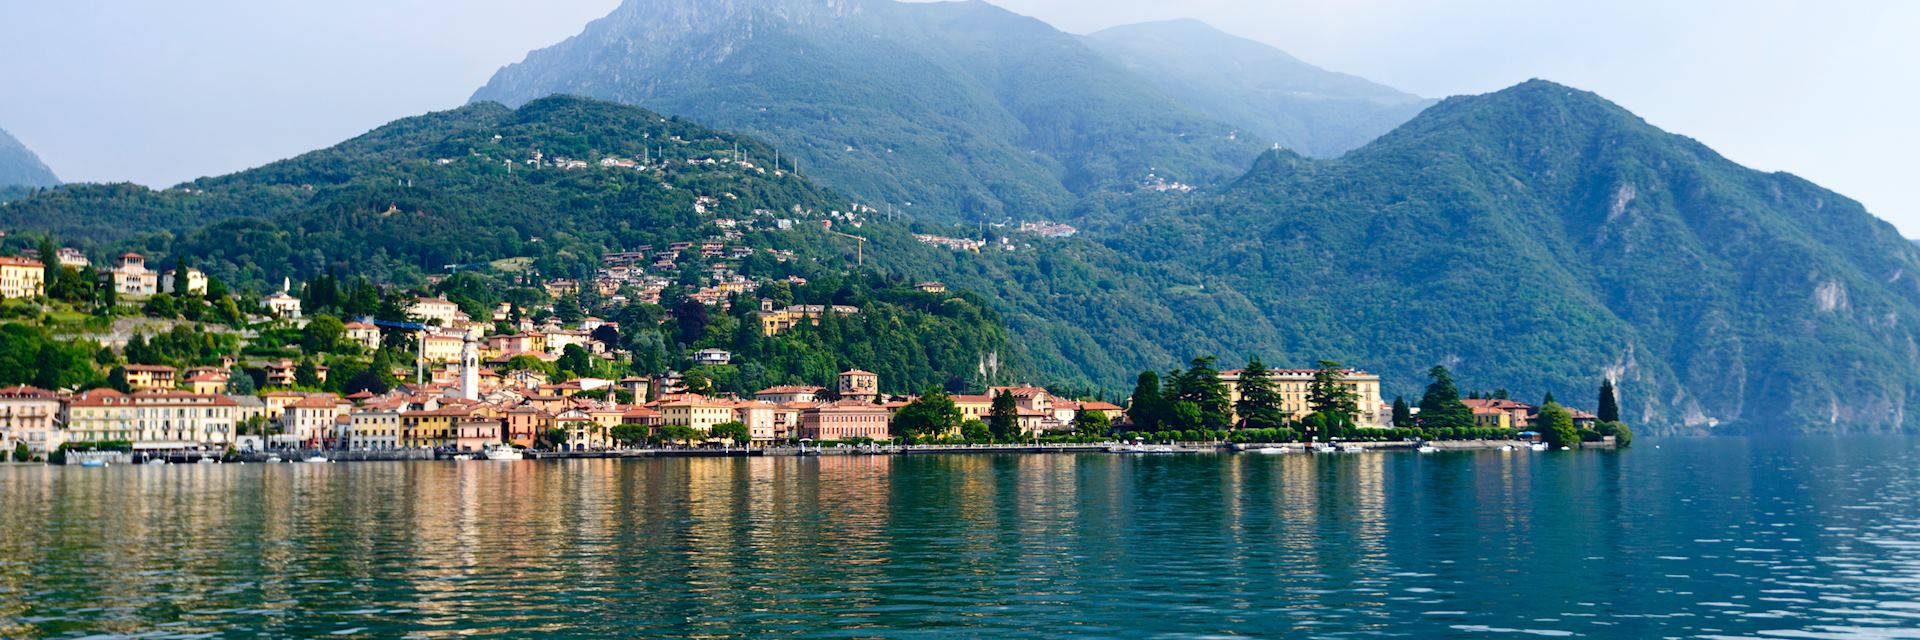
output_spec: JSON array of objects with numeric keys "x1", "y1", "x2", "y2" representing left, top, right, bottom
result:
[{"x1": 1, "y1": 438, "x2": 1918, "y2": 638}]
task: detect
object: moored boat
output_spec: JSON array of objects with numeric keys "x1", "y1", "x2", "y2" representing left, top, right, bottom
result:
[{"x1": 485, "y1": 445, "x2": 525, "y2": 461}]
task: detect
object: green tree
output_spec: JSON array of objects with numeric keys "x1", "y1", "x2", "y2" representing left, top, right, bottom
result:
[
  {"x1": 893, "y1": 388, "x2": 963, "y2": 440},
  {"x1": 11, "y1": 442, "x2": 28, "y2": 463},
  {"x1": 988, "y1": 390, "x2": 1020, "y2": 442},
  {"x1": 143, "y1": 293, "x2": 178, "y2": 318},
  {"x1": 710, "y1": 421, "x2": 751, "y2": 445},
  {"x1": 225, "y1": 366, "x2": 257, "y2": 395},
  {"x1": 1126, "y1": 370, "x2": 1165, "y2": 432},
  {"x1": 294, "y1": 359, "x2": 321, "y2": 388},
  {"x1": 107, "y1": 366, "x2": 131, "y2": 393},
  {"x1": 1536, "y1": 402, "x2": 1579, "y2": 450},
  {"x1": 556, "y1": 344, "x2": 595, "y2": 379},
  {"x1": 1418, "y1": 366, "x2": 1474, "y2": 430},
  {"x1": 960, "y1": 419, "x2": 990, "y2": 443},
  {"x1": 610, "y1": 424, "x2": 650, "y2": 448},
  {"x1": 1173, "y1": 356, "x2": 1232, "y2": 431},
  {"x1": 1071, "y1": 407, "x2": 1111, "y2": 437},
  {"x1": 1596, "y1": 420, "x2": 1634, "y2": 448},
  {"x1": 1234, "y1": 356, "x2": 1285, "y2": 430},
  {"x1": 1307, "y1": 359, "x2": 1359, "y2": 418},
  {"x1": 37, "y1": 235, "x2": 58, "y2": 299},
  {"x1": 656, "y1": 424, "x2": 701, "y2": 446},
  {"x1": 1391, "y1": 396, "x2": 1413, "y2": 428},
  {"x1": 302, "y1": 314, "x2": 345, "y2": 353},
  {"x1": 171, "y1": 257, "x2": 193, "y2": 298},
  {"x1": 538, "y1": 427, "x2": 569, "y2": 450},
  {"x1": 1598, "y1": 379, "x2": 1620, "y2": 423}
]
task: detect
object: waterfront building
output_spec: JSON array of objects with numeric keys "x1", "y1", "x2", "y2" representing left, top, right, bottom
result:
[
  {"x1": 1218, "y1": 368, "x2": 1387, "y2": 427},
  {"x1": 349, "y1": 406, "x2": 403, "y2": 450},
  {"x1": 284, "y1": 395, "x2": 345, "y2": 449},
  {"x1": 655, "y1": 395, "x2": 736, "y2": 434},
  {"x1": 0, "y1": 386, "x2": 63, "y2": 455},
  {"x1": 755, "y1": 385, "x2": 823, "y2": 404},
  {"x1": 453, "y1": 418, "x2": 502, "y2": 453},
  {"x1": 800, "y1": 401, "x2": 890, "y2": 441},
  {"x1": 65, "y1": 390, "x2": 240, "y2": 448}
]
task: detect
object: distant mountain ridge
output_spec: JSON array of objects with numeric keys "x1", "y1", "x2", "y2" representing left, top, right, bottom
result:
[
  {"x1": 0, "y1": 127, "x2": 59, "y2": 191},
  {"x1": 472, "y1": 0, "x2": 1425, "y2": 221},
  {"x1": 1081, "y1": 19, "x2": 1433, "y2": 158}
]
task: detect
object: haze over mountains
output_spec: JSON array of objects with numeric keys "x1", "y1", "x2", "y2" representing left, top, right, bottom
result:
[
  {"x1": 0, "y1": 127, "x2": 59, "y2": 195},
  {"x1": 5, "y1": 0, "x2": 1917, "y2": 433},
  {"x1": 472, "y1": 0, "x2": 1427, "y2": 222}
]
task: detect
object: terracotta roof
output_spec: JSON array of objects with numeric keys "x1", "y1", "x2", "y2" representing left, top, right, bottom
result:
[
  {"x1": 0, "y1": 385, "x2": 56, "y2": 399},
  {"x1": 841, "y1": 369, "x2": 877, "y2": 376},
  {"x1": 289, "y1": 396, "x2": 343, "y2": 410},
  {"x1": 0, "y1": 256, "x2": 43, "y2": 268},
  {"x1": 756, "y1": 385, "x2": 824, "y2": 395},
  {"x1": 122, "y1": 364, "x2": 178, "y2": 373}
]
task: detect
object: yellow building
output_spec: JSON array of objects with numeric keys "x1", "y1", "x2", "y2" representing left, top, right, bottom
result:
[
  {"x1": 401, "y1": 407, "x2": 468, "y2": 449},
  {"x1": 420, "y1": 334, "x2": 465, "y2": 364},
  {"x1": 1218, "y1": 367, "x2": 1386, "y2": 427},
  {"x1": 654, "y1": 396, "x2": 736, "y2": 433},
  {"x1": 122, "y1": 365, "x2": 179, "y2": 390},
  {"x1": 757, "y1": 303, "x2": 861, "y2": 336},
  {"x1": 0, "y1": 256, "x2": 45, "y2": 300}
]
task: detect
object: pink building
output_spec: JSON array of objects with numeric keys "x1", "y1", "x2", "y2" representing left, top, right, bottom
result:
[{"x1": 801, "y1": 401, "x2": 891, "y2": 442}]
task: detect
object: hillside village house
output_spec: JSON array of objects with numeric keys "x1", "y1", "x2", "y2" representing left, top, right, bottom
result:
[
  {"x1": 105, "y1": 253, "x2": 159, "y2": 297},
  {"x1": 692, "y1": 349, "x2": 733, "y2": 366},
  {"x1": 757, "y1": 301, "x2": 861, "y2": 336},
  {"x1": 0, "y1": 386, "x2": 64, "y2": 455},
  {"x1": 1217, "y1": 368, "x2": 1387, "y2": 428},
  {"x1": 185, "y1": 370, "x2": 229, "y2": 395},
  {"x1": 420, "y1": 334, "x2": 465, "y2": 364},
  {"x1": 0, "y1": 256, "x2": 45, "y2": 300},
  {"x1": 654, "y1": 396, "x2": 736, "y2": 434},
  {"x1": 409, "y1": 297, "x2": 466, "y2": 326},
  {"x1": 838, "y1": 369, "x2": 879, "y2": 402},
  {"x1": 262, "y1": 291, "x2": 302, "y2": 318},
  {"x1": 122, "y1": 365, "x2": 179, "y2": 391},
  {"x1": 264, "y1": 360, "x2": 328, "y2": 387},
  {"x1": 344, "y1": 322, "x2": 382, "y2": 351},
  {"x1": 161, "y1": 267, "x2": 208, "y2": 296}
]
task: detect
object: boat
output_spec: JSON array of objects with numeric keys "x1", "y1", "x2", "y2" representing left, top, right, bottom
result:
[
  {"x1": 1253, "y1": 447, "x2": 1292, "y2": 455},
  {"x1": 1529, "y1": 442, "x2": 1549, "y2": 452},
  {"x1": 303, "y1": 455, "x2": 330, "y2": 463},
  {"x1": 78, "y1": 460, "x2": 108, "y2": 468},
  {"x1": 1499, "y1": 444, "x2": 1514, "y2": 452},
  {"x1": 1340, "y1": 444, "x2": 1366, "y2": 454},
  {"x1": 145, "y1": 458, "x2": 168, "y2": 465},
  {"x1": 196, "y1": 458, "x2": 216, "y2": 464},
  {"x1": 451, "y1": 454, "x2": 475, "y2": 461},
  {"x1": 485, "y1": 445, "x2": 525, "y2": 461},
  {"x1": 1312, "y1": 443, "x2": 1337, "y2": 454},
  {"x1": 1107, "y1": 444, "x2": 1176, "y2": 454},
  {"x1": 1417, "y1": 444, "x2": 1439, "y2": 453},
  {"x1": 265, "y1": 455, "x2": 284, "y2": 463}
]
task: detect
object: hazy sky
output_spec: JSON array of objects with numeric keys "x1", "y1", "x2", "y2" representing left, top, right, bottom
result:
[{"x1": 3, "y1": 1, "x2": 1916, "y2": 233}]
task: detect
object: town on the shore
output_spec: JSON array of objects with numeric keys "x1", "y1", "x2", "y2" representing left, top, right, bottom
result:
[{"x1": 0, "y1": 240, "x2": 1633, "y2": 464}]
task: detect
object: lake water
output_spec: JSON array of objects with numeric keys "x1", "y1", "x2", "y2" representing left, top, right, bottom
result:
[{"x1": 2, "y1": 438, "x2": 1918, "y2": 638}]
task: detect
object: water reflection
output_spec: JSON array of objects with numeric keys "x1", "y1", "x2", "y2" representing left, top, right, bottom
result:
[{"x1": 2, "y1": 439, "x2": 1920, "y2": 638}]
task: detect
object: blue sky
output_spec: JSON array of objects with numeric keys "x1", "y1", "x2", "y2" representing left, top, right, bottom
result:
[{"x1": 3, "y1": 0, "x2": 1915, "y2": 233}]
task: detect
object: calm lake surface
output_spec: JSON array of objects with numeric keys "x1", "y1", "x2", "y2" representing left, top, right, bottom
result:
[{"x1": 2, "y1": 438, "x2": 1919, "y2": 638}]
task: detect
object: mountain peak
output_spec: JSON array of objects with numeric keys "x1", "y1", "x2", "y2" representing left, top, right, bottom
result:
[{"x1": 0, "y1": 127, "x2": 59, "y2": 189}]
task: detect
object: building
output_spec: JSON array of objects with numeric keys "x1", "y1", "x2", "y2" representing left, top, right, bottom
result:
[
  {"x1": 453, "y1": 418, "x2": 502, "y2": 453},
  {"x1": 400, "y1": 407, "x2": 469, "y2": 449},
  {"x1": 732, "y1": 400, "x2": 778, "y2": 444},
  {"x1": 420, "y1": 334, "x2": 464, "y2": 364},
  {"x1": 655, "y1": 396, "x2": 736, "y2": 434},
  {"x1": 0, "y1": 256, "x2": 45, "y2": 300},
  {"x1": 755, "y1": 385, "x2": 824, "y2": 405},
  {"x1": 1464, "y1": 399, "x2": 1534, "y2": 430},
  {"x1": 264, "y1": 360, "x2": 327, "y2": 387},
  {"x1": 409, "y1": 297, "x2": 466, "y2": 327},
  {"x1": 915, "y1": 281, "x2": 947, "y2": 294},
  {"x1": 504, "y1": 406, "x2": 554, "y2": 448},
  {"x1": 344, "y1": 322, "x2": 382, "y2": 352},
  {"x1": 184, "y1": 370, "x2": 229, "y2": 395},
  {"x1": 800, "y1": 401, "x2": 890, "y2": 441},
  {"x1": 692, "y1": 349, "x2": 733, "y2": 366},
  {"x1": 104, "y1": 253, "x2": 159, "y2": 298},
  {"x1": 757, "y1": 302, "x2": 861, "y2": 336},
  {"x1": 122, "y1": 364, "x2": 179, "y2": 391},
  {"x1": 262, "y1": 291, "x2": 302, "y2": 319},
  {"x1": 0, "y1": 386, "x2": 63, "y2": 455},
  {"x1": 161, "y1": 267, "x2": 208, "y2": 296},
  {"x1": 65, "y1": 390, "x2": 240, "y2": 448},
  {"x1": 1217, "y1": 368, "x2": 1387, "y2": 427},
  {"x1": 348, "y1": 407, "x2": 403, "y2": 450},
  {"x1": 838, "y1": 370, "x2": 879, "y2": 403},
  {"x1": 283, "y1": 395, "x2": 346, "y2": 449}
]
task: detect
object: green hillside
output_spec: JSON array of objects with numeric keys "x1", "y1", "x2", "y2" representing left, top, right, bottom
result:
[{"x1": 0, "y1": 127, "x2": 59, "y2": 189}]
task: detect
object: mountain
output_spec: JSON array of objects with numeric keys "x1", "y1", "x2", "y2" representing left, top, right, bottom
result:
[
  {"x1": 471, "y1": 0, "x2": 1268, "y2": 221},
  {"x1": 0, "y1": 127, "x2": 59, "y2": 196},
  {"x1": 1066, "y1": 80, "x2": 1920, "y2": 433},
  {"x1": 1081, "y1": 20, "x2": 1434, "y2": 158}
]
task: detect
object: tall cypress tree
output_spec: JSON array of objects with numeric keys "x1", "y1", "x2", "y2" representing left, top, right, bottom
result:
[
  {"x1": 988, "y1": 390, "x2": 1020, "y2": 442},
  {"x1": 37, "y1": 235, "x2": 59, "y2": 299},
  {"x1": 1391, "y1": 396, "x2": 1412, "y2": 428},
  {"x1": 1235, "y1": 356, "x2": 1285, "y2": 430},
  {"x1": 1598, "y1": 379, "x2": 1620, "y2": 423},
  {"x1": 1127, "y1": 371, "x2": 1164, "y2": 432}
]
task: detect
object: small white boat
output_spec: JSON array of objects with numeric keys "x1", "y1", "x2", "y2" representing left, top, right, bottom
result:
[
  {"x1": 196, "y1": 458, "x2": 216, "y2": 464},
  {"x1": 1254, "y1": 447, "x2": 1291, "y2": 455},
  {"x1": 485, "y1": 445, "x2": 525, "y2": 461},
  {"x1": 1312, "y1": 443, "x2": 1337, "y2": 454},
  {"x1": 265, "y1": 456, "x2": 284, "y2": 463},
  {"x1": 1417, "y1": 444, "x2": 1439, "y2": 453},
  {"x1": 79, "y1": 460, "x2": 108, "y2": 468},
  {"x1": 146, "y1": 458, "x2": 168, "y2": 465},
  {"x1": 1529, "y1": 442, "x2": 1549, "y2": 452},
  {"x1": 303, "y1": 456, "x2": 330, "y2": 463},
  {"x1": 1340, "y1": 444, "x2": 1366, "y2": 453},
  {"x1": 1499, "y1": 445, "x2": 1514, "y2": 452},
  {"x1": 452, "y1": 454, "x2": 475, "y2": 461}
]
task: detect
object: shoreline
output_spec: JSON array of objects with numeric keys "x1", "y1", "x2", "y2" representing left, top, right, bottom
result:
[{"x1": 35, "y1": 438, "x2": 1584, "y2": 466}]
